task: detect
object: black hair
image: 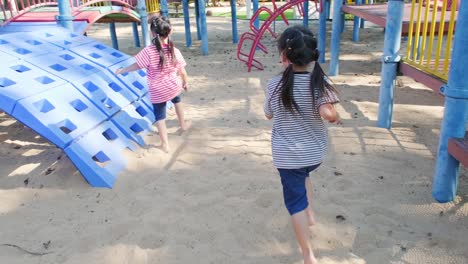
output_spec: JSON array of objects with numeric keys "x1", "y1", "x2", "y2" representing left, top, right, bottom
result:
[
  {"x1": 275, "y1": 25, "x2": 337, "y2": 113},
  {"x1": 150, "y1": 16, "x2": 175, "y2": 68}
]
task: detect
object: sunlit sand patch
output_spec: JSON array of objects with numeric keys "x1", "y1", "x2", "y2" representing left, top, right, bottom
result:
[{"x1": 8, "y1": 163, "x2": 40, "y2": 177}]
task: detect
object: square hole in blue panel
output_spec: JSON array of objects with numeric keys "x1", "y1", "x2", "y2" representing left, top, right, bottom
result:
[
  {"x1": 49, "y1": 64, "x2": 67, "y2": 72},
  {"x1": 130, "y1": 123, "x2": 144, "y2": 134},
  {"x1": 0, "y1": 77, "x2": 17, "y2": 88},
  {"x1": 111, "y1": 52, "x2": 123, "y2": 58},
  {"x1": 94, "y1": 44, "x2": 106, "y2": 50},
  {"x1": 89, "y1": 53, "x2": 102, "y2": 59},
  {"x1": 60, "y1": 54, "x2": 75, "y2": 61},
  {"x1": 108, "y1": 82, "x2": 122, "y2": 92},
  {"x1": 10, "y1": 65, "x2": 31, "y2": 73},
  {"x1": 82, "y1": 81, "x2": 100, "y2": 92},
  {"x1": 57, "y1": 119, "x2": 77, "y2": 134},
  {"x1": 102, "y1": 128, "x2": 118, "y2": 141},
  {"x1": 0, "y1": 39, "x2": 9, "y2": 44},
  {"x1": 135, "y1": 106, "x2": 148, "y2": 117},
  {"x1": 35, "y1": 76, "x2": 55, "y2": 85},
  {"x1": 15, "y1": 48, "x2": 32, "y2": 55},
  {"x1": 137, "y1": 70, "x2": 146, "y2": 77},
  {"x1": 25, "y1": 40, "x2": 42, "y2": 46},
  {"x1": 70, "y1": 99, "x2": 88, "y2": 112},
  {"x1": 33, "y1": 99, "x2": 55, "y2": 113},
  {"x1": 132, "y1": 81, "x2": 145, "y2": 91},
  {"x1": 69, "y1": 33, "x2": 78, "y2": 38},
  {"x1": 101, "y1": 97, "x2": 116, "y2": 109},
  {"x1": 92, "y1": 151, "x2": 111, "y2": 167},
  {"x1": 45, "y1": 33, "x2": 53, "y2": 37},
  {"x1": 63, "y1": 40, "x2": 72, "y2": 46},
  {"x1": 80, "y1": 64, "x2": 95, "y2": 71}
]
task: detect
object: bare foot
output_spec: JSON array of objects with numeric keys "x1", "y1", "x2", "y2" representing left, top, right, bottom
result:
[
  {"x1": 304, "y1": 255, "x2": 318, "y2": 264},
  {"x1": 160, "y1": 143, "x2": 170, "y2": 153},
  {"x1": 177, "y1": 120, "x2": 192, "y2": 135},
  {"x1": 306, "y1": 207, "x2": 316, "y2": 226},
  {"x1": 181, "y1": 120, "x2": 192, "y2": 131}
]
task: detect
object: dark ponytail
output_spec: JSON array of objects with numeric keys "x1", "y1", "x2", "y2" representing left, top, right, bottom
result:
[
  {"x1": 276, "y1": 25, "x2": 338, "y2": 113},
  {"x1": 150, "y1": 16, "x2": 176, "y2": 69},
  {"x1": 279, "y1": 64, "x2": 299, "y2": 113}
]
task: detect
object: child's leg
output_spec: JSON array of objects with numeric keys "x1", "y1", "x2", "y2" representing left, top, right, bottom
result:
[
  {"x1": 172, "y1": 96, "x2": 191, "y2": 131},
  {"x1": 152, "y1": 102, "x2": 170, "y2": 153},
  {"x1": 305, "y1": 177, "x2": 316, "y2": 226},
  {"x1": 278, "y1": 168, "x2": 318, "y2": 264},
  {"x1": 155, "y1": 119, "x2": 169, "y2": 153},
  {"x1": 291, "y1": 211, "x2": 318, "y2": 264}
]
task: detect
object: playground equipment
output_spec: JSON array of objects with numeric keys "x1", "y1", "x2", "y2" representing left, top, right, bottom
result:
[
  {"x1": 329, "y1": 0, "x2": 458, "y2": 76},
  {"x1": 325, "y1": 0, "x2": 466, "y2": 202},
  {"x1": 0, "y1": 28, "x2": 156, "y2": 187},
  {"x1": 237, "y1": 0, "x2": 323, "y2": 72},
  {"x1": 0, "y1": 0, "x2": 166, "y2": 49}
]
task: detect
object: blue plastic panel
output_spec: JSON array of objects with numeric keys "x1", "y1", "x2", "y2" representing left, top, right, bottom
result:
[
  {"x1": 0, "y1": 61, "x2": 66, "y2": 114},
  {"x1": 0, "y1": 32, "x2": 63, "y2": 59},
  {"x1": 12, "y1": 83, "x2": 108, "y2": 148},
  {"x1": 70, "y1": 41, "x2": 129, "y2": 68},
  {"x1": 0, "y1": 50, "x2": 20, "y2": 64},
  {"x1": 0, "y1": 21, "x2": 88, "y2": 35},
  {"x1": 64, "y1": 121, "x2": 137, "y2": 188},
  {"x1": 109, "y1": 58, "x2": 149, "y2": 99},
  {"x1": 27, "y1": 50, "x2": 100, "y2": 83},
  {"x1": 31, "y1": 29, "x2": 94, "y2": 49},
  {"x1": 111, "y1": 101, "x2": 155, "y2": 146},
  {"x1": 73, "y1": 71, "x2": 138, "y2": 117}
]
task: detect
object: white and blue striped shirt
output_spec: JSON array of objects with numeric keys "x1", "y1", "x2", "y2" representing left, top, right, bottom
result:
[{"x1": 264, "y1": 72, "x2": 339, "y2": 169}]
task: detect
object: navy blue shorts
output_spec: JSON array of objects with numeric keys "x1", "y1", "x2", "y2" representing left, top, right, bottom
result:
[
  {"x1": 278, "y1": 164, "x2": 321, "y2": 215},
  {"x1": 152, "y1": 95, "x2": 182, "y2": 122}
]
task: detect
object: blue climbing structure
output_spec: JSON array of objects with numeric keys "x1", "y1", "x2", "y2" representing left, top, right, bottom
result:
[
  {"x1": 0, "y1": 28, "x2": 156, "y2": 188},
  {"x1": 433, "y1": 1, "x2": 468, "y2": 202},
  {"x1": 377, "y1": 0, "x2": 467, "y2": 202}
]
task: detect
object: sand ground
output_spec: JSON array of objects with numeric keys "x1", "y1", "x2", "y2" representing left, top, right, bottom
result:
[{"x1": 0, "y1": 10, "x2": 467, "y2": 264}]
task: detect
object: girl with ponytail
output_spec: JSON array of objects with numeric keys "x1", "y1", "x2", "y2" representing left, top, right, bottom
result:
[
  {"x1": 263, "y1": 25, "x2": 341, "y2": 264},
  {"x1": 116, "y1": 16, "x2": 191, "y2": 153}
]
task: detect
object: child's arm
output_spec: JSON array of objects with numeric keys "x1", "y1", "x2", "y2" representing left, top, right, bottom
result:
[
  {"x1": 179, "y1": 67, "x2": 188, "y2": 90},
  {"x1": 115, "y1": 62, "x2": 141, "y2": 75},
  {"x1": 319, "y1": 103, "x2": 341, "y2": 124}
]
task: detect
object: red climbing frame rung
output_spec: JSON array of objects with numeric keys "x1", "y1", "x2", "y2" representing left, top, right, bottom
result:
[{"x1": 238, "y1": 0, "x2": 323, "y2": 72}]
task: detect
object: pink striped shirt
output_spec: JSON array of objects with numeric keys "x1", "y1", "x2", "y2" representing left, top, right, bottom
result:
[{"x1": 134, "y1": 44, "x2": 186, "y2": 103}]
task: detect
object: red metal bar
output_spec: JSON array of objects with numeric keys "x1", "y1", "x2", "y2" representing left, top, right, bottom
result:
[
  {"x1": 399, "y1": 62, "x2": 445, "y2": 94},
  {"x1": 448, "y1": 134, "x2": 468, "y2": 167}
]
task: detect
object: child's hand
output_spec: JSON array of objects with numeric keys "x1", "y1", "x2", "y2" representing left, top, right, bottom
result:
[
  {"x1": 329, "y1": 112, "x2": 342, "y2": 125},
  {"x1": 319, "y1": 104, "x2": 342, "y2": 124},
  {"x1": 115, "y1": 68, "x2": 123, "y2": 75},
  {"x1": 182, "y1": 81, "x2": 188, "y2": 91}
]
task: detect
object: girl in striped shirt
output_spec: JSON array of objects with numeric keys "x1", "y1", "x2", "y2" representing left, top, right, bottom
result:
[
  {"x1": 264, "y1": 25, "x2": 340, "y2": 264},
  {"x1": 116, "y1": 16, "x2": 190, "y2": 153}
]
